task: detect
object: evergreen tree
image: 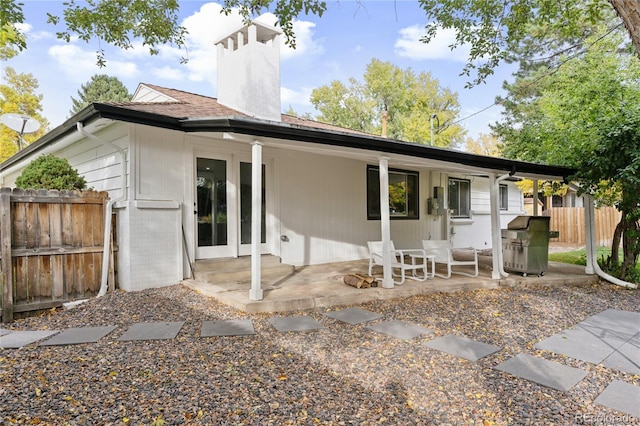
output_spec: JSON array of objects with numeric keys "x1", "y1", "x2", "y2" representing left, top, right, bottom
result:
[{"x1": 70, "y1": 74, "x2": 131, "y2": 115}]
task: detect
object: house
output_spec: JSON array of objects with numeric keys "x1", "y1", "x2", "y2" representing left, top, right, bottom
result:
[{"x1": 0, "y1": 22, "x2": 574, "y2": 299}]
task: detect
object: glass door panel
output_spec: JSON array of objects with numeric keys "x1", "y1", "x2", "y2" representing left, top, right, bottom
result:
[
  {"x1": 197, "y1": 158, "x2": 228, "y2": 248},
  {"x1": 239, "y1": 162, "x2": 266, "y2": 245}
]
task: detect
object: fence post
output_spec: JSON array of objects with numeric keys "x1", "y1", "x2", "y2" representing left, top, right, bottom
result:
[{"x1": 1, "y1": 188, "x2": 13, "y2": 323}]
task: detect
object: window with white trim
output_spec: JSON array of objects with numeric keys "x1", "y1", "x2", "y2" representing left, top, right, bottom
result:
[
  {"x1": 367, "y1": 165, "x2": 419, "y2": 220},
  {"x1": 448, "y1": 178, "x2": 470, "y2": 218},
  {"x1": 499, "y1": 184, "x2": 508, "y2": 210}
]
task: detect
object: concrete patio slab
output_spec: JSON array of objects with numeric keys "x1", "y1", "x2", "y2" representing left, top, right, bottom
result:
[
  {"x1": 0, "y1": 330, "x2": 60, "y2": 349},
  {"x1": 580, "y1": 309, "x2": 640, "y2": 336},
  {"x1": 494, "y1": 353, "x2": 588, "y2": 392},
  {"x1": 324, "y1": 307, "x2": 383, "y2": 325},
  {"x1": 601, "y1": 333, "x2": 640, "y2": 375},
  {"x1": 183, "y1": 256, "x2": 598, "y2": 314},
  {"x1": 39, "y1": 326, "x2": 117, "y2": 346},
  {"x1": 424, "y1": 334, "x2": 501, "y2": 361},
  {"x1": 201, "y1": 319, "x2": 255, "y2": 337},
  {"x1": 366, "y1": 320, "x2": 433, "y2": 340},
  {"x1": 118, "y1": 321, "x2": 185, "y2": 341},
  {"x1": 534, "y1": 326, "x2": 627, "y2": 364},
  {"x1": 594, "y1": 380, "x2": 640, "y2": 418},
  {"x1": 268, "y1": 316, "x2": 324, "y2": 332}
]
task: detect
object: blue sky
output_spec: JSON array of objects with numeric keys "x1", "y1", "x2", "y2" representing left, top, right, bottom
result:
[{"x1": 5, "y1": 1, "x2": 517, "y2": 141}]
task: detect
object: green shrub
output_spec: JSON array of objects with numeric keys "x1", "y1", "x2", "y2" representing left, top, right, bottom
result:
[{"x1": 15, "y1": 154, "x2": 86, "y2": 190}]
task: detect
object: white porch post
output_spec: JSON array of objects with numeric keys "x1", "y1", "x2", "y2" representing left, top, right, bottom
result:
[
  {"x1": 250, "y1": 141, "x2": 263, "y2": 300},
  {"x1": 379, "y1": 157, "x2": 394, "y2": 288},
  {"x1": 489, "y1": 173, "x2": 508, "y2": 279}
]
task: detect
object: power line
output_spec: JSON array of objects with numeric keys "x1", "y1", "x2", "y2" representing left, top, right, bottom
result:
[{"x1": 450, "y1": 23, "x2": 624, "y2": 130}]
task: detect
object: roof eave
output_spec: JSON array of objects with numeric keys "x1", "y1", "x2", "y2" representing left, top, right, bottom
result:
[
  {"x1": 0, "y1": 104, "x2": 575, "y2": 182},
  {"x1": 180, "y1": 117, "x2": 575, "y2": 180}
]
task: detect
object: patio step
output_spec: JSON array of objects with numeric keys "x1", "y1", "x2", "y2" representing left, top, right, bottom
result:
[{"x1": 192, "y1": 255, "x2": 294, "y2": 284}]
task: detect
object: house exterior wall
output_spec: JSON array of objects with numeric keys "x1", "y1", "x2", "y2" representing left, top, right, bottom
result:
[
  {"x1": 449, "y1": 176, "x2": 525, "y2": 250},
  {"x1": 2, "y1": 122, "x2": 528, "y2": 291},
  {"x1": 1, "y1": 123, "x2": 185, "y2": 292},
  {"x1": 277, "y1": 149, "x2": 447, "y2": 266}
]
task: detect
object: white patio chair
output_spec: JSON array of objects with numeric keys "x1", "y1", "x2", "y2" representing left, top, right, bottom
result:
[
  {"x1": 367, "y1": 241, "x2": 428, "y2": 285},
  {"x1": 421, "y1": 240, "x2": 479, "y2": 278}
]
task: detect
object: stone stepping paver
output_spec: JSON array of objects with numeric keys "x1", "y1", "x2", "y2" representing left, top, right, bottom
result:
[
  {"x1": 581, "y1": 309, "x2": 640, "y2": 336},
  {"x1": 0, "y1": 330, "x2": 60, "y2": 349},
  {"x1": 494, "y1": 353, "x2": 588, "y2": 392},
  {"x1": 268, "y1": 316, "x2": 324, "y2": 332},
  {"x1": 118, "y1": 321, "x2": 185, "y2": 341},
  {"x1": 534, "y1": 325, "x2": 631, "y2": 365},
  {"x1": 594, "y1": 380, "x2": 640, "y2": 418},
  {"x1": 39, "y1": 326, "x2": 117, "y2": 346},
  {"x1": 601, "y1": 333, "x2": 640, "y2": 375},
  {"x1": 324, "y1": 307, "x2": 382, "y2": 325},
  {"x1": 366, "y1": 320, "x2": 433, "y2": 340},
  {"x1": 534, "y1": 309, "x2": 639, "y2": 374},
  {"x1": 424, "y1": 334, "x2": 500, "y2": 361},
  {"x1": 201, "y1": 319, "x2": 255, "y2": 337},
  {"x1": 0, "y1": 329, "x2": 10, "y2": 337}
]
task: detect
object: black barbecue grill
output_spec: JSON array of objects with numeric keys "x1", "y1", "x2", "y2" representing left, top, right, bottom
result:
[{"x1": 501, "y1": 216, "x2": 556, "y2": 276}]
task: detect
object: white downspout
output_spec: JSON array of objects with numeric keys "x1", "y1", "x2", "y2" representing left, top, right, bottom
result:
[
  {"x1": 489, "y1": 173, "x2": 511, "y2": 278},
  {"x1": 77, "y1": 122, "x2": 127, "y2": 297},
  {"x1": 578, "y1": 188, "x2": 637, "y2": 289}
]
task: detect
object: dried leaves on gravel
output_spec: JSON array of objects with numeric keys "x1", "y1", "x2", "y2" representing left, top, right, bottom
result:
[{"x1": 1, "y1": 282, "x2": 639, "y2": 425}]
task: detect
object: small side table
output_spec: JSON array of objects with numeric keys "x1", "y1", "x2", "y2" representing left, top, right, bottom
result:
[{"x1": 409, "y1": 253, "x2": 435, "y2": 279}]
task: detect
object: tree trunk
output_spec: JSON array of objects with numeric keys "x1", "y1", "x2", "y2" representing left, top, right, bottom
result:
[
  {"x1": 610, "y1": 0, "x2": 640, "y2": 58},
  {"x1": 620, "y1": 213, "x2": 640, "y2": 279},
  {"x1": 610, "y1": 217, "x2": 624, "y2": 267}
]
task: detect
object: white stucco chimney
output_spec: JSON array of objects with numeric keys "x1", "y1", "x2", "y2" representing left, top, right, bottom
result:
[{"x1": 216, "y1": 22, "x2": 282, "y2": 122}]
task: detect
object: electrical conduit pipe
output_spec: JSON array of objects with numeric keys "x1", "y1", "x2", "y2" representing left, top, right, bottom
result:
[{"x1": 76, "y1": 122, "x2": 127, "y2": 297}]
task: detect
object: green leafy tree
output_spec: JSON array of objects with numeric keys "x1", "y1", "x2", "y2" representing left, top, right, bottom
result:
[
  {"x1": 70, "y1": 74, "x2": 132, "y2": 115},
  {"x1": 418, "y1": 0, "x2": 640, "y2": 86},
  {"x1": 311, "y1": 59, "x2": 466, "y2": 147},
  {"x1": 465, "y1": 133, "x2": 500, "y2": 157},
  {"x1": 0, "y1": 67, "x2": 48, "y2": 161},
  {"x1": 4, "y1": 1, "x2": 640, "y2": 81},
  {"x1": 15, "y1": 154, "x2": 87, "y2": 190},
  {"x1": 496, "y1": 28, "x2": 640, "y2": 281},
  {"x1": 0, "y1": 0, "x2": 26, "y2": 59}
]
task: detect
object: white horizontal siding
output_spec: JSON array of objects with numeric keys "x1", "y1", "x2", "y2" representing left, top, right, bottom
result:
[
  {"x1": 278, "y1": 151, "x2": 445, "y2": 266},
  {"x1": 133, "y1": 125, "x2": 185, "y2": 201}
]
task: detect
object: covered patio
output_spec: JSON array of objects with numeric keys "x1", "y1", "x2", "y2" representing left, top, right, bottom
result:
[{"x1": 182, "y1": 253, "x2": 598, "y2": 313}]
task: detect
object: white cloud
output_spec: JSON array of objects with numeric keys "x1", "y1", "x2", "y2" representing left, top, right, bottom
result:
[
  {"x1": 47, "y1": 44, "x2": 139, "y2": 83},
  {"x1": 152, "y1": 66, "x2": 186, "y2": 81},
  {"x1": 395, "y1": 24, "x2": 470, "y2": 62},
  {"x1": 178, "y1": 2, "x2": 244, "y2": 83},
  {"x1": 255, "y1": 14, "x2": 324, "y2": 60},
  {"x1": 176, "y1": 3, "x2": 324, "y2": 84},
  {"x1": 281, "y1": 86, "x2": 313, "y2": 109}
]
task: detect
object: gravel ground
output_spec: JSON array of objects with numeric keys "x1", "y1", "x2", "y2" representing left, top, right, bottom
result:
[{"x1": 1, "y1": 281, "x2": 639, "y2": 425}]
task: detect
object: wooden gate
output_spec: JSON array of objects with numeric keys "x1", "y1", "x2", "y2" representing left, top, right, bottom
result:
[{"x1": 0, "y1": 188, "x2": 115, "y2": 322}]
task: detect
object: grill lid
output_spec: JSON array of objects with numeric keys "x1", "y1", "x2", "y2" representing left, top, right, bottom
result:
[{"x1": 507, "y1": 215, "x2": 550, "y2": 230}]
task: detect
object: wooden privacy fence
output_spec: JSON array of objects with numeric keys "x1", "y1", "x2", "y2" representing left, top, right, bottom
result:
[
  {"x1": 0, "y1": 188, "x2": 115, "y2": 322},
  {"x1": 546, "y1": 206, "x2": 621, "y2": 246}
]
